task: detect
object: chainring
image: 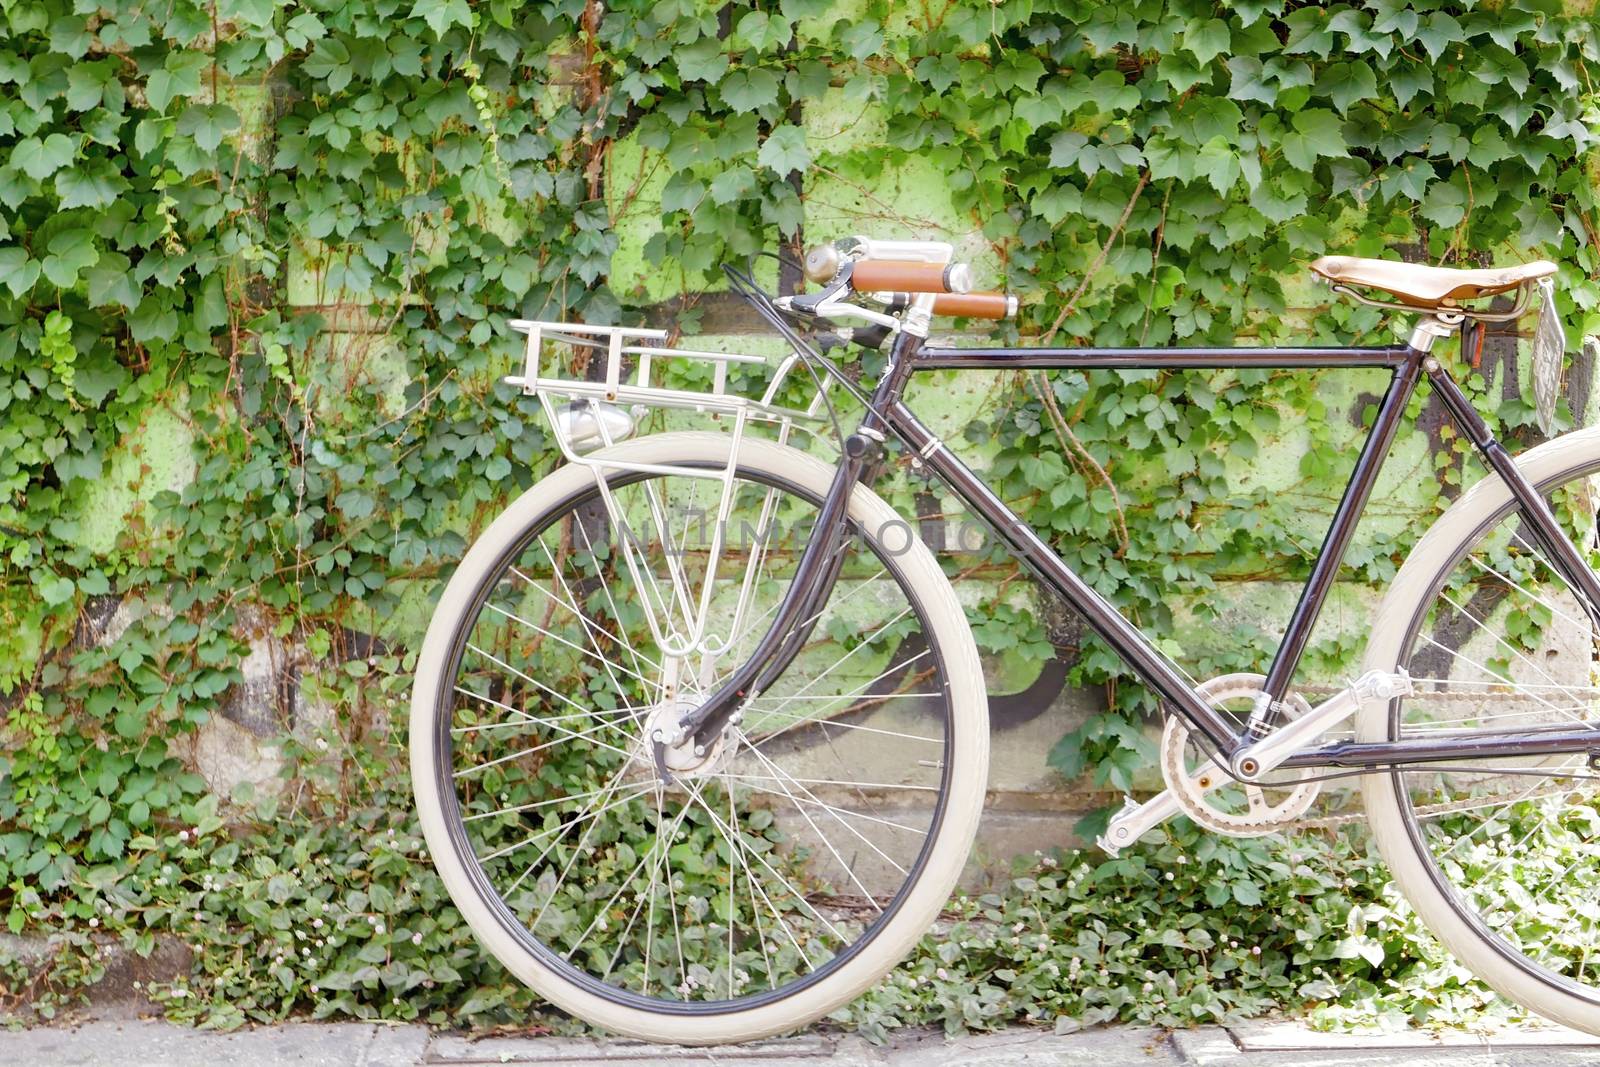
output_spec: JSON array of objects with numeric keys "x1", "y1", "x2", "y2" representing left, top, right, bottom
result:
[{"x1": 1160, "y1": 672, "x2": 1321, "y2": 837}]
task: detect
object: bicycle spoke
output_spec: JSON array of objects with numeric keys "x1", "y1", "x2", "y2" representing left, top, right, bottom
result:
[
  {"x1": 437, "y1": 460, "x2": 957, "y2": 1010},
  {"x1": 738, "y1": 742, "x2": 909, "y2": 878}
]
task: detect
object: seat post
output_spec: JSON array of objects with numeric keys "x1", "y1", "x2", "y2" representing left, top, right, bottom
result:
[{"x1": 1406, "y1": 312, "x2": 1462, "y2": 353}]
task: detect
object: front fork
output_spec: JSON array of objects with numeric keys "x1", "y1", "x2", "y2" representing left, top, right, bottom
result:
[{"x1": 656, "y1": 329, "x2": 921, "y2": 778}]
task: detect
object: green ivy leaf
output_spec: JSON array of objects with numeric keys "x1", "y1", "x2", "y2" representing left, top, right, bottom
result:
[
  {"x1": 113, "y1": 707, "x2": 145, "y2": 739},
  {"x1": 1281, "y1": 7, "x2": 1334, "y2": 57},
  {"x1": 1378, "y1": 158, "x2": 1431, "y2": 204},
  {"x1": 0, "y1": 51, "x2": 28, "y2": 84},
  {"x1": 86, "y1": 251, "x2": 138, "y2": 308},
  {"x1": 1194, "y1": 136, "x2": 1242, "y2": 194},
  {"x1": 66, "y1": 62, "x2": 113, "y2": 112},
  {"x1": 734, "y1": 11, "x2": 792, "y2": 51},
  {"x1": 1143, "y1": 138, "x2": 1194, "y2": 183},
  {"x1": 993, "y1": 52, "x2": 1046, "y2": 95},
  {"x1": 915, "y1": 53, "x2": 960, "y2": 95},
  {"x1": 0, "y1": 245, "x2": 39, "y2": 297},
  {"x1": 1047, "y1": 131, "x2": 1087, "y2": 169},
  {"x1": 11, "y1": 133, "x2": 75, "y2": 180},
  {"x1": 177, "y1": 103, "x2": 241, "y2": 152},
  {"x1": 1183, "y1": 18, "x2": 1231, "y2": 66},
  {"x1": 41, "y1": 229, "x2": 99, "y2": 288},
  {"x1": 764, "y1": 183, "x2": 804, "y2": 236},
  {"x1": 38, "y1": 572, "x2": 75, "y2": 606},
  {"x1": 336, "y1": 489, "x2": 376, "y2": 520},
  {"x1": 1032, "y1": 183, "x2": 1083, "y2": 225},
  {"x1": 1420, "y1": 180, "x2": 1467, "y2": 228},
  {"x1": 129, "y1": 295, "x2": 179, "y2": 342},
  {"x1": 1372, "y1": 0, "x2": 1418, "y2": 38},
  {"x1": 779, "y1": 0, "x2": 831, "y2": 17},
  {"x1": 838, "y1": 20, "x2": 883, "y2": 60},
  {"x1": 659, "y1": 172, "x2": 704, "y2": 214},
  {"x1": 1414, "y1": 12, "x2": 1463, "y2": 62},
  {"x1": 676, "y1": 37, "x2": 729, "y2": 85},
  {"x1": 55, "y1": 160, "x2": 129, "y2": 208},
  {"x1": 757, "y1": 125, "x2": 809, "y2": 177},
  {"x1": 1315, "y1": 61, "x2": 1378, "y2": 113},
  {"x1": 409, "y1": 0, "x2": 472, "y2": 38},
  {"x1": 1227, "y1": 57, "x2": 1273, "y2": 103},
  {"x1": 1388, "y1": 66, "x2": 1433, "y2": 110},
  {"x1": 1466, "y1": 125, "x2": 1511, "y2": 168},
  {"x1": 1280, "y1": 108, "x2": 1346, "y2": 170},
  {"x1": 1154, "y1": 51, "x2": 1210, "y2": 94},
  {"x1": 708, "y1": 166, "x2": 756, "y2": 204},
  {"x1": 785, "y1": 59, "x2": 829, "y2": 102},
  {"x1": 1327, "y1": 8, "x2": 1392, "y2": 58},
  {"x1": 720, "y1": 68, "x2": 780, "y2": 111},
  {"x1": 49, "y1": 16, "x2": 92, "y2": 58},
  {"x1": 1475, "y1": 46, "x2": 1531, "y2": 96},
  {"x1": 218, "y1": 0, "x2": 276, "y2": 28},
  {"x1": 303, "y1": 37, "x2": 352, "y2": 92},
  {"x1": 145, "y1": 52, "x2": 209, "y2": 112}
]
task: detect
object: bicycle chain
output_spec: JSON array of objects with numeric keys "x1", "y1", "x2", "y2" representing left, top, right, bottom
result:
[{"x1": 1299, "y1": 776, "x2": 1600, "y2": 828}]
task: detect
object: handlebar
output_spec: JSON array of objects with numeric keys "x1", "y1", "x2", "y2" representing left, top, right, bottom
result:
[
  {"x1": 931, "y1": 292, "x2": 1017, "y2": 320},
  {"x1": 793, "y1": 237, "x2": 1019, "y2": 330},
  {"x1": 850, "y1": 259, "x2": 973, "y2": 294}
]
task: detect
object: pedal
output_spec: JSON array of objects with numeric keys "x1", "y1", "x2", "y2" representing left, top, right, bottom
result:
[{"x1": 1096, "y1": 789, "x2": 1181, "y2": 857}]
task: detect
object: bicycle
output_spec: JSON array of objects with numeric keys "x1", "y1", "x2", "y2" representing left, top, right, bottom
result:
[{"x1": 409, "y1": 234, "x2": 1600, "y2": 1044}]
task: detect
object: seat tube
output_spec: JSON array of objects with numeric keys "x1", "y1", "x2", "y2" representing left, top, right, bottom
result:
[{"x1": 1256, "y1": 346, "x2": 1426, "y2": 723}]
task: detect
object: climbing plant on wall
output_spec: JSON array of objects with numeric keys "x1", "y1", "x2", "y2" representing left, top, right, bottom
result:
[{"x1": 1, "y1": 0, "x2": 1598, "y2": 1022}]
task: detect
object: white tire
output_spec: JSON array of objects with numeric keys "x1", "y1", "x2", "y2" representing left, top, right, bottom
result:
[
  {"x1": 410, "y1": 432, "x2": 989, "y2": 1043},
  {"x1": 1361, "y1": 425, "x2": 1600, "y2": 1034}
]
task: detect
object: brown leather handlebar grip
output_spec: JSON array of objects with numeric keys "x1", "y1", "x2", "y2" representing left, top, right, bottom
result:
[
  {"x1": 931, "y1": 292, "x2": 1016, "y2": 319},
  {"x1": 850, "y1": 260, "x2": 970, "y2": 293}
]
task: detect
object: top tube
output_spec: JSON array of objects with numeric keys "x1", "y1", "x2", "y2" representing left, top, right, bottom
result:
[{"x1": 910, "y1": 344, "x2": 1414, "y2": 371}]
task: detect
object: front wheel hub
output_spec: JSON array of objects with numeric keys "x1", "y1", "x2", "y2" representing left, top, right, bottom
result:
[{"x1": 641, "y1": 697, "x2": 729, "y2": 780}]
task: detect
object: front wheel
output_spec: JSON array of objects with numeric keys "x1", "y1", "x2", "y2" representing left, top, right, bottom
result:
[
  {"x1": 410, "y1": 432, "x2": 988, "y2": 1044},
  {"x1": 1362, "y1": 426, "x2": 1600, "y2": 1033}
]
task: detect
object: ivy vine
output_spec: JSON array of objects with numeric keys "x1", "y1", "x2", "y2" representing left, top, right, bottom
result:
[{"x1": 1, "y1": 0, "x2": 1598, "y2": 1024}]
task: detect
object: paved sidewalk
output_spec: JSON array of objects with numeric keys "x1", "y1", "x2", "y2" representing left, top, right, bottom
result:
[{"x1": 7, "y1": 1018, "x2": 1600, "y2": 1066}]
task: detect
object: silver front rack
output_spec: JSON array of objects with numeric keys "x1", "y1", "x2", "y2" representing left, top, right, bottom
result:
[
  {"x1": 505, "y1": 319, "x2": 827, "y2": 477},
  {"x1": 505, "y1": 319, "x2": 832, "y2": 658}
]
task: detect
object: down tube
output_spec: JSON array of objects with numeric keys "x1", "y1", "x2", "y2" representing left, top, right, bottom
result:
[{"x1": 884, "y1": 402, "x2": 1242, "y2": 750}]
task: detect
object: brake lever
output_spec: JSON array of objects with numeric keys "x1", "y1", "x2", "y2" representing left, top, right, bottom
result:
[{"x1": 778, "y1": 270, "x2": 903, "y2": 332}]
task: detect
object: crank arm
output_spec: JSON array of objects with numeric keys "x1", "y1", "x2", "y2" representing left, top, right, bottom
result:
[
  {"x1": 1096, "y1": 669, "x2": 1413, "y2": 856},
  {"x1": 1229, "y1": 669, "x2": 1411, "y2": 780},
  {"x1": 1097, "y1": 747, "x2": 1229, "y2": 856},
  {"x1": 1097, "y1": 791, "x2": 1182, "y2": 857}
]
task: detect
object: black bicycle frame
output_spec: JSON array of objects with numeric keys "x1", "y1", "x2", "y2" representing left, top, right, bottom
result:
[{"x1": 680, "y1": 327, "x2": 1600, "y2": 775}]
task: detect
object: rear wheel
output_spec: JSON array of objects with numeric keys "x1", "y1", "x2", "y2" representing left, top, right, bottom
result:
[
  {"x1": 410, "y1": 432, "x2": 988, "y2": 1043},
  {"x1": 1363, "y1": 427, "x2": 1600, "y2": 1033}
]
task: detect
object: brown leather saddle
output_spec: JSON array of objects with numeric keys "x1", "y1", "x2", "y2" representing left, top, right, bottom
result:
[{"x1": 1310, "y1": 255, "x2": 1557, "y2": 309}]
